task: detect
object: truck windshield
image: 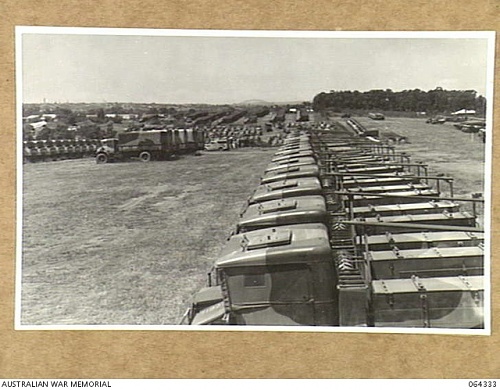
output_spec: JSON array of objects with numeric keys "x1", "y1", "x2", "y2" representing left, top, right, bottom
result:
[
  {"x1": 224, "y1": 264, "x2": 311, "y2": 305},
  {"x1": 103, "y1": 140, "x2": 115, "y2": 147}
]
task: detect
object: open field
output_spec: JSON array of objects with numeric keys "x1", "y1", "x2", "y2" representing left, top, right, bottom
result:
[
  {"x1": 20, "y1": 116, "x2": 488, "y2": 326},
  {"x1": 21, "y1": 148, "x2": 276, "y2": 325}
]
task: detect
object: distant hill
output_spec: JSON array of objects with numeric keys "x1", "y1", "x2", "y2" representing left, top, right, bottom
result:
[
  {"x1": 238, "y1": 99, "x2": 273, "y2": 106},
  {"x1": 238, "y1": 99, "x2": 305, "y2": 106}
]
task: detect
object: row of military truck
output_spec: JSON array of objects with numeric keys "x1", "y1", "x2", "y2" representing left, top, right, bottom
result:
[
  {"x1": 23, "y1": 138, "x2": 101, "y2": 162},
  {"x1": 23, "y1": 128, "x2": 206, "y2": 163},
  {"x1": 181, "y1": 122, "x2": 485, "y2": 329}
]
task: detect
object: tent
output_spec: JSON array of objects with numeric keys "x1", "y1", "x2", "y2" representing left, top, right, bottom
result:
[{"x1": 451, "y1": 108, "x2": 476, "y2": 115}]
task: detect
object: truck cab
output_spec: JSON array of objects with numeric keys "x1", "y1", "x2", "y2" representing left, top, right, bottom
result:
[
  {"x1": 54, "y1": 139, "x2": 69, "y2": 159},
  {"x1": 26, "y1": 141, "x2": 41, "y2": 161},
  {"x1": 87, "y1": 139, "x2": 98, "y2": 155},
  {"x1": 189, "y1": 224, "x2": 338, "y2": 326},
  {"x1": 77, "y1": 139, "x2": 89, "y2": 157},
  {"x1": 47, "y1": 139, "x2": 60, "y2": 160},
  {"x1": 23, "y1": 141, "x2": 32, "y2": 162},
  {"x1": 36, "y1": 140, "x2": 50, "y2": 161},
  {"x1": 95, "y1": 138, "x2": 118, "y2": 163}
]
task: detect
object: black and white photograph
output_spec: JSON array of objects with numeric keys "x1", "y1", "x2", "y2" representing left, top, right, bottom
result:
[{"x1": 16, "y1": 28, "x2": 494, "y2": 333}]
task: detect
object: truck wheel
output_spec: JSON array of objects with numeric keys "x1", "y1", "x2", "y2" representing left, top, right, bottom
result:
[
  {"x1": 139, "y1": 151, "x2": 152, "y2": 162},
  {"x1": 96, "y1": 153, "x2": 108, "y2": 164}
]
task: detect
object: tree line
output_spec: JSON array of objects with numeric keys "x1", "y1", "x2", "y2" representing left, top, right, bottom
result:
[{"x1": 312, "y1": 88, "x2": 486, "y2": 115}]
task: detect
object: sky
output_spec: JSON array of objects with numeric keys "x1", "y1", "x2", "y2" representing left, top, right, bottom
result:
[{"x1": 20, "y1": 30, "x2": 492, "y2": 104}]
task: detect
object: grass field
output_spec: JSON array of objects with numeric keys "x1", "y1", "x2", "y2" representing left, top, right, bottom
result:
[
  {"x1": 20, "y1": 117, "x2": 488, "y2": 326},
  {"x1": 21, "y1": 148, "x2": 276, "y2": 325}
]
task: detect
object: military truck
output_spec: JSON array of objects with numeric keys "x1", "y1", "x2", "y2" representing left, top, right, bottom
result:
[
  {"x1": 368, "y1": 113, "x2": 385, "y2": 120},
  {"x1": 182, "y1": 125, "x2": 485, "y2": 329},
  {"x1": 23, "y1": 141, "x2": 38, "y2": 162},
  {"x1": 95, "y1": 130, "x2": 178, "y2": 163}
]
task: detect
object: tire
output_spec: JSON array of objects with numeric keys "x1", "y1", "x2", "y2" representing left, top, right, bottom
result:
[
  {"x1": 96, "y1": 153, "x2": 108, "y2": 164},
  {"x1": 139, "y1": 151, "x2": 152, "y2": 162}
]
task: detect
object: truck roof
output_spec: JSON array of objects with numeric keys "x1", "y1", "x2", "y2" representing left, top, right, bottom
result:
[
  {"x1": 215, "y1": 223, "x2": 331, "y2": 268},
  {"x1": 238, "y1": 195, "x2": 328, "y2": 232},
  {"x1": 250, "y1": 177, "x2": 323, "y2": 204},
  {"x1": 265, "y1": 157, "x2": 317, "y2": 173},
  {"x1": 260, "y1": 164, "x2": 320, "y2": 184},
  {"x1": 274, "y1": 146, "x2": 313, "y2": 157},
  {"x1": 271, "y1": 150, "x2": 316, "y2": 162},
  {"x1": 277, "y1": 142, "x2": 312, "y2": 151}
]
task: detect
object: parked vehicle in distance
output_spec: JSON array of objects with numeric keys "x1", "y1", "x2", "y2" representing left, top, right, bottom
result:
[
  {"x1": 453, "y1": 120, "x2": 486, "y2": 133},
  {"x1": 205, "y1": 138, "x2": 229, "y2": 151},
  {"x1": 426, "y1": 116, "x2": 446, "y2": 124},
  {"x1": 95, "y1": 130, "x2": 179, "y2": 163},
  {"x1": 368, "y1": 113, "x2": 385, "y2": 120}
]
